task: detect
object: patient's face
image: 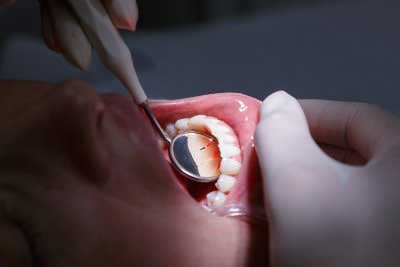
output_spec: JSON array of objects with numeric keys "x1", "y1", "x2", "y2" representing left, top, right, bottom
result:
[{"x1": 0, "y1": 80, "x2": 268, "y2": 266}]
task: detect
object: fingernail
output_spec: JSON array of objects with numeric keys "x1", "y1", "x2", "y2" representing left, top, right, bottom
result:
[{"x1": 108, "y1": 0, "x2": 138, "y2": 32}]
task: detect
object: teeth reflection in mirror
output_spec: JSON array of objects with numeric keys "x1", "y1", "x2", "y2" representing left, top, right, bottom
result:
[
  {"x1": 215, "y1": 175, "x2": 236, "y2": 193},
  {"x1": 220, "y1": 158, "x2": 241, "y2": 176},
  {"x1": 207, "y1": 191, "x2": 227, "y2": 209}
]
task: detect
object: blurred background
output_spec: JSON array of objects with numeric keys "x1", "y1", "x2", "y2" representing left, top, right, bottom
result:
[{"x1": 0, "y1": 0, "x2": 399, "y2": 113}]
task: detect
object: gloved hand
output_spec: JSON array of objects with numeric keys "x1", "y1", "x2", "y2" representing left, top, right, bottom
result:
[
  {"x1": 0, "y1": 0, "x2": 138, "y2": 70},
  {"x1": 39, "y1": 0, "x2": 138, "y2": 70},
  {"x1": 255, "y1": 91, "x2": 400, "y2": 266}
]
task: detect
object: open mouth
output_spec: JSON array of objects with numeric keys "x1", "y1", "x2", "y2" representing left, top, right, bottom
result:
[{"x1": 150, "y1": 93, "x2": 267, "y2": 221}]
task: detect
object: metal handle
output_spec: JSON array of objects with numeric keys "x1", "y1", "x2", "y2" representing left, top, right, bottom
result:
[{"x1": 140, "y1": 101, "x2": 171, "y2": 143}]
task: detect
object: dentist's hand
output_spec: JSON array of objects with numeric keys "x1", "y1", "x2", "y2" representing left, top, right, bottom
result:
[
  {"x1": 2, "y1": 1, "x2": 145, "y2": 101},
  {"x1": 1, "y1": 0, "x2": 138, "y2": 70},
  {"x1": 38, "y1": 0, "x2": 139, "y2": 70},
  {"x1": 255, "y1": 91, "x2": 400, "y2": 266}
]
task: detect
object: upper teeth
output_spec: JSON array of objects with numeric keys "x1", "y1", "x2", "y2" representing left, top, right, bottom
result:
[
  {"x1": 165, "y1": 114, "x2": 242, "y2": 210},
  {"x1": 220, "y1": 158, "x2": 241, "y2": 176},
  {"x1": 175, "y1": 118, "x2": 190, "y2": 131},
  {"x1": 219, "y1": 144, "x2": 241, "y2": 158},
  {"x1": 215, "y1": 174, "x2": 236, "y2": 193},
  {"x1": 165, "y1": 123, "x2": 178, "y2": 138}
]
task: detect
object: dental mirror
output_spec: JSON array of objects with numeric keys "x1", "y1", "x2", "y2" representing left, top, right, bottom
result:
[{"x1": 141, "y1": 102, "x2": 220, "y2": 183}]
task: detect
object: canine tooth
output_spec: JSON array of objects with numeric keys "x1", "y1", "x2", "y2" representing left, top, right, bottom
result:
[
  {"x1": 215, "y1": 175, "x2": 236, "y2": 193},
  {"x1": 219, "y1": 144, "x2": 240, "y2": 158},
  {"x1": 175, "y1": 118, "x2": 189, "y2": 131},
  {"x1": 165, "y1": 123, "x2": 177, "y2": 137},
  {"x1": 206, "y1": 191, "x2": 227, "y2": 209},
  {"x1": 220, "y1": 158, "x2": 241, "y2": 175}
]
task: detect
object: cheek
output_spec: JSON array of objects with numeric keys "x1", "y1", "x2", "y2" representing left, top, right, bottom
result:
[{"x1": 0, "y1": 220, "x2": 34, "y2": 266}]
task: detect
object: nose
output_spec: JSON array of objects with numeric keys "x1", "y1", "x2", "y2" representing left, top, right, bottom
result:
[
  {"x1": 44, "y1": 80, "x2": 109, "y2": 182},
  {"x1": 51, "y1": 80, "x2": 105, "y2": 115}
]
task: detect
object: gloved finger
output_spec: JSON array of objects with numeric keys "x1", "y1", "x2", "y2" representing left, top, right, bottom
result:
[
  {"x1": 39, "y1": 1, "x2": 60, "y2": 53},
  {"x1": 102, "y1": 0, "x2": 138, "y2": 31},
  {"x1": 255, "y1": 91, "x2": 368, "y2": 266},
  {"x1": 319, "y1": 143, "x2": 366, "y2": 165},
  {"x1": 255, "y1": 91, "x2": 342, "y2": 185},
  {"x1": 300, "y1": 99, "x2": 400, "y2": 160},
  {"x1": 47, "y1": 0, "x2": 92, "y2": 70},
  {"x1": 67, "y1": 0, "x2": 143, "y2": 101}
]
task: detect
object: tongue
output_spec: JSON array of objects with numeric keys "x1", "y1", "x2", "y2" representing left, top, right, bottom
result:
[{"x1": 150, "y1": 93, "x2": 266, "y2": 220}]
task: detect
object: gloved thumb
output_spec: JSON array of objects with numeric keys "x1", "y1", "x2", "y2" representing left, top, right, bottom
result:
[
  {"x1": 255, "y1": 91, "x2": 366, "y2": 266},
  {"x1": 255, "y1": 91, "x2": 336, "y2": 190}
]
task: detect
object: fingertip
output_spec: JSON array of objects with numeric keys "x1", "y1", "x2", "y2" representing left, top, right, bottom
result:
[
  {"x1": 260, "y1": 90, "x2": 298, "y2": 119},
  {"x1": 104, "y1": 0, "x2": 138, "y2": 32},
  {"x1": 114, "y1": 17, "x2": 137, "y2": 32},
  {"x1": 47, "y1": 0, "x2": 92, "y2": 71}
]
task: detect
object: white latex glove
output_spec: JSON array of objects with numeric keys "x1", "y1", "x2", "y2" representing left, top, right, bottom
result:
[
  {"x1": 1, "y1": 1, "x2": 145, "y2": 103},
  {"x1": 255, "y1": 91, "x2": 400, "y2": 266},
  {"x1": 39, "y1": 0, "x2": 138, "y2": 70}
]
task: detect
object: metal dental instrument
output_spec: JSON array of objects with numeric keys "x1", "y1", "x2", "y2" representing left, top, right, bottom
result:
[{"x1": 141, "y1": 102, "x2": 220, "y2": 183}]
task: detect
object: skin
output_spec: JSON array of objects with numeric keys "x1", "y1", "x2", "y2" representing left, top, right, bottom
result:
[
  {"x1": 256, "y1": 91, "x2": 400, "y2": 266},
  {"x1": 0, "y1": 80, "x2": 399, "y2": 267},
  {"x1": 0, "y1": 80, "x2": 268, "y2": 267}
]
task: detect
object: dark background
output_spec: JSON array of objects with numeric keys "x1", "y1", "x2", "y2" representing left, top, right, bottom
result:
[{"x1": 0, "y1": 0, "x2": 399, "y2": 113}]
